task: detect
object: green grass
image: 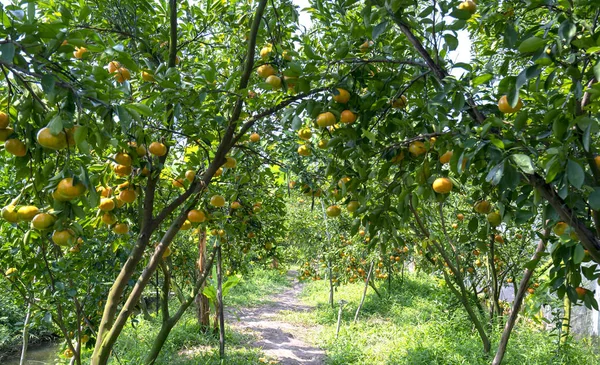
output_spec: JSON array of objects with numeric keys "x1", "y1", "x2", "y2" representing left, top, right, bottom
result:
[
  {"x1": 279, "y1": 273, "x2": 600, "y2": 365},
  {"x1": 100, "y1": 267, "x2": 291, "y2": 364}
]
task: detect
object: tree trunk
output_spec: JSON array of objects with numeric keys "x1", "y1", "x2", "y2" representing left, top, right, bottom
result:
[
  {"x1": 144, "y1": 250, "x2": 216, "y2": 365},
  {"x1": 195, "y1": 228, "x2": 210, "y2": 331},
  {"x1": 354, "y1": 261, "x2": 374, "y2": 323},
  {"x1": 328, "y1": 260, "x2": 334, "y2": 308},
  {"x1": 216, "y1": 244, "x2": 225, "y2": 358},
  {"x1": 561, "y1": 295, "x2": 572, "y2": 344},
  {"x1": 19, "y1": 303, "x2": 32, "y2": 365},
  {"x1": 492, "y1": 236, "x2": 547, "y2": 365}
]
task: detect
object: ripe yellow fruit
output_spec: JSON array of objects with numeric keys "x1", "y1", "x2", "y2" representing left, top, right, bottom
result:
[
  {"x1": 112, "y1": 223, "x2": 129, "y2": 234},
  {"x1": 317, "y1": 112, "x2": 336, "y2": 128},
  {"x1": 17, "y1": 206, "x2": 39, "y2": 221},
  {"x1": 595, "y1": 156, "x2": 600, "y2": 170},
  {"x1": 260, "y1": 45, "x2": 272, "y2": 59},
  {"x1": 210, "y1": 195, "x2": 226, "y2": 207},
  {"x1": 231, "y1": 201, "x2": 241, "y2": 209},
  {"x1": 119, "y1": 189, "x2": 137, "y2": 204},
  {"x1": 474, "y1": 200, "x2": 492, "y2": 214},
  {"x1": 553, "y1": 221, "x2": 568, "y2": 236},
  {"x1": 113, "y1": 164, "x2": 132, "y2": 177},
  {"x1": 57, "y1": 178, "x2": 86, "y2": 200},
  {"x1": 347, "y1": 201, "x2": 360, "y2": 213},
  {"x1": 52, "y1": 229, "x2": 75, "y2": 246},
  {"x1": 297, "y1": 128, "x2": 312, "y2": 140},
  {"x1": 136, "y1": 145, "x2": 147, "y2": 156},
  {"x1": 457, "y1": 213, "x2": 465, "y2": 221},
  {"x1": 224, "y1": 157, "x2": 237, "y2": 168},
  {"x1": 188, "y1": 209, "x2": 206, "y2": 223},
  {"x1": 359, "y1": 40, "x2": 373, "y2": 53},
  {"x1": 0, "y1": 127, "x2": 15, "y2": 142},
  {"x1": 1, "y1": 205, "x2": 19, "y2": 223},
  {"x1": 162, "y1": 246, "x2": 172, "y2": 258},
  {"x1": 250, "y1": 133, "x2": 260, "y2": 142},
  {"x1": 408, "y1": 141, "x2": 426, "y2": 156},
  {"x1": 326, "y1": 205, "x2": 341, "y2": 217},
  {"x1": 439, "y1": 151, "x2": 453, "y2": 164},
  {"x1": 114, "y1": 152, "x2": 132, "y2": 167},
  {"x1": 333, "y1": 88, "x2": 350, "y2": 103},
  {"x1": 5, "y1": 138, "x2": 27, "y2": 156},
  {"x1": 148, "y1": 142, "x2": 167, "y2": 156},
  {"x1": 487, "y1": 212, "x2": 502, "y2": 227},
  {"x1": 0, "y1": 111, "x2": 9, "y2": 128},
  {"x1": 73, "y1": 47, "x2": 88, "y2": 59},
  {"x1": 340, "y1": 110, "x2": 357, "y2": 124},
  {"x1": 107, "y1": 61, "x2": 120, "y2": 73},
  {"x1": 391, "y1": 151, "x2": 405, "y2": 164},
  {"x1": 180, "y1": 220, "x2": 192, "y2": 230},
  {"x1": 31, "y1": 213, "x2": 56, "y2": 230},
  {"x1": 102, "y1": 213, "x2": 117, "y2": 225},
  {"x1": 172, "y1": 179, "x2": 185, "y2": 188},
  {"x1": 495, "y1": 234, "x2": 504, "y2": 244},
  {"x1": 257, "y1": 64, "x2": 276, "y2": 78},
  {"x1": 5, "y1": 267, "x2": 17, "y2": 276},
  {"x1": 141, "y1": 71, "x2": 155, "y2": 82},
  {"x1": 297, "y1": 145, "x2": 311, "y2": 156},
  {"x1": 458, "y1": 0, "x2": 477, "y2": 14},
  {"x1": 214, "y1": 167, "x2": 223, "y2": 177},
  {"x1": 317, "y1": 139, "x2": 329, "y2": 149},
  {"x1": 37, "y1": 127, "x2": 68, "y2": 150},
  {"x1": 265, "y1": 75, "x2": 282, "y2": 89},
  {"x1": 432, "y1": 177, "x2": 452, "y2": 194},
  {"x1": 338, "y1": 176, "x2": 351, "y2": 188},
  {"x1": 392, "y1": 95, "x2": 408, "y2": 109},
  {"x1": 498, "y1": 95, "x2": 523, "y2": 114},
  {"x1": 99, "y1": 198, "x2": 116, "y2": 211},
  {"x1": 185, "y1": 170, "x2": 195, "y2": 182},
  {"x1": 98, "y1": 186, "x2": 113, "y2": 198},
  {"x1": 114, "y1": 67, "x2": 131, "y2": 83}
]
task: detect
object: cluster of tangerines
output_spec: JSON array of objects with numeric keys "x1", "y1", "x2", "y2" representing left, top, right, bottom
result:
[
  {"x1": 71, "y1": 41, "x2": 162, "y2": 83},
  {"x1": 255, "y1": 43, "x2": 295, "y2": 91}
]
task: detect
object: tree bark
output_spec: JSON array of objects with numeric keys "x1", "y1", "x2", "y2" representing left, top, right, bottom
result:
[
  {"x1": 216, "y1": 243, "x2": 225, "y2": 358},
  {"x1": 19, "y1": 303, "x2": 32, "y2": 365},
  {"x1": 354, "y1": 261, "x2": 374, "y2": 323},
  {"x1": 492, "y1": 236, "x2": 547, "y2": 365},
  {"x1": 144, "y1": 250, "x2": 216, "y2": 365},
  {"x1": 195, "y1": 228, "x2": 210, "y2": 331}
]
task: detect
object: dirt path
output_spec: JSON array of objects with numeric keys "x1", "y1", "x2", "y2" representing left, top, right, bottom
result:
[{"x1": 226, "y1": 270, "x2": 325, "y2": 364}]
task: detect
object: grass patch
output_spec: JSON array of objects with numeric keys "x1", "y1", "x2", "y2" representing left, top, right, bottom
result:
[
  {"x1": 280, "y1": 272, "x2": 600, "y2": 365},
  {"x1": 86, "y1": 267, "x2": 293, "y2": 364}
]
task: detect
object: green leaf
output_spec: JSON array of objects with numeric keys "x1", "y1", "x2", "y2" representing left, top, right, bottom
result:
[
  {"x1": 573, "y1": 244, "x2": 585, "y2": 265},
  {"x1": 125, "y1": 103, "x2": 153, "y2": 117},
  {"x1": 292, "y1": 115, "x2": 302, "y2": 130},
  {"x1": 566, "y1": 159, "x2": 585, "y2": 189},
  {"x1": 372, "y1": 21, "x2": 387, "y2": 41},
  {"x1": 468, "y1": 218, "x2": 478, "y2": 233},
  {"x1": 552, "y1": 118, "x2": 568, "y2": 139},
  {"x1": 594, "y1": 61, "x2": 600, "y2": 83},
  {"x1": 518, "y1": 36, "x2": 546, "y2": 53},
  {"x1": 362, "y1": 128, "x2": 376, "y2": 144},
  {"x1": 485, "y1": 161, "x2": 504, "y2": 185},
  {"x1": 41, "y1": 74, "x2": 55, "y2": 94},
  {"x1": 472, "y1": 73, "x2": 493, "y2": 87},
  {"x1": 0, "y1": 43, "x2": 15, "y2": 63},
  {"x1": 589, "y1": 188, "x2": 600, "y2": 211},
  {"x1": 511, "y1": 154, "x2": 534, "y2": 174},
  {"x1": 48, "y1": 115, "x2": 63, "y2": 135},
  {"x1": 583, "y1": 122, "x2": 591, "y2": 152}
]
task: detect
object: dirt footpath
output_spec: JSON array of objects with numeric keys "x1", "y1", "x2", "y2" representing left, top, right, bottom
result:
[{"x1": 226, "y1": 270, "x2": 325, "y2": 365}]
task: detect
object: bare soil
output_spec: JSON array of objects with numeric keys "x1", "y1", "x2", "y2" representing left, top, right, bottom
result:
[{"x1": 226, "y1": 270, "x2": 325, "y2": 364}]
